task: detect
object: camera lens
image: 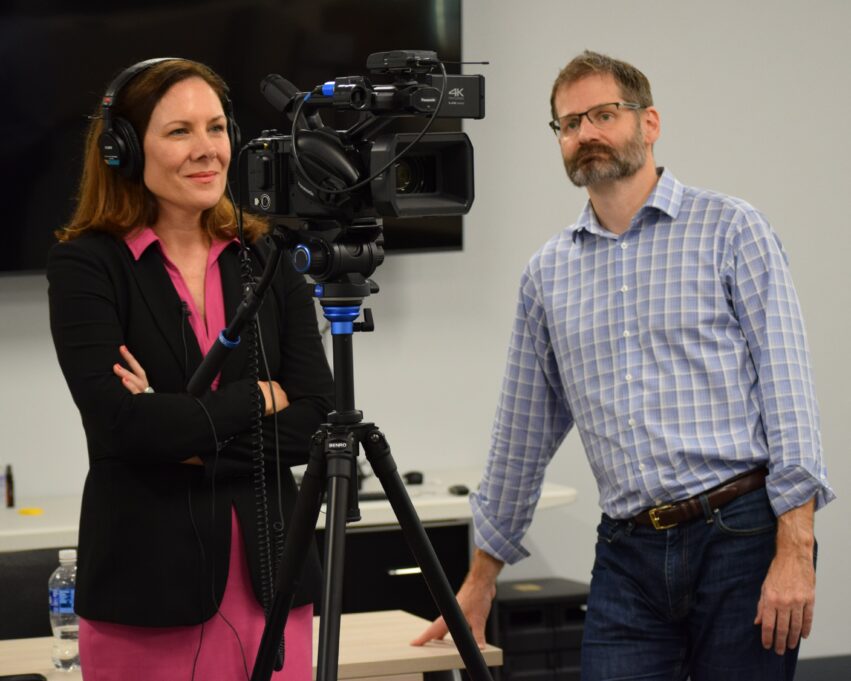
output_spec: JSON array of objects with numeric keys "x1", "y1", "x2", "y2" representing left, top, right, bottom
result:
[
  {"x1": 394, "y1": 155, "x2": 437, "y2": 196},
  {"x1": 395, "y1": 158, "x2": 422, "y2": 194}
]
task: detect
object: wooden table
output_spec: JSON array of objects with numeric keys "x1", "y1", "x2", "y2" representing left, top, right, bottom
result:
[{"x1": 0, "y1": 610, "x2": 502, "y2": 680}]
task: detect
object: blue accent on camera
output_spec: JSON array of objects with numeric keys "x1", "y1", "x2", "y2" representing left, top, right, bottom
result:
[
  {"x1": 218, "y1": 331, "x2": 241, "y2": 348},
  {"x1": 323, "y1": 305, "x2": 361, "y2": 336},
  {"x1": 293, "y1": 244, "x2": 311, "y2": 273},
  {"x1": 314, "y1": 284, "x2": 324, "y2": 298},
  {"x1": 322, "y1": 81, "x2": 335, "y2": 97}
]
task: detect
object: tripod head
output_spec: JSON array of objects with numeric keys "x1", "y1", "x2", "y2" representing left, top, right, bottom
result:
[
  {"x1": 273, "y1": 218, "x2": 383, "y2": 429},
  {"x1": 286, "y1": 218, "x2": 384, "y2": 285},
  {"x1": 276, "y1": 217, "x2": 382, "y2": 303},
  {"x1": 275, "y1": 217, "x2": 382, "y2": 332}
]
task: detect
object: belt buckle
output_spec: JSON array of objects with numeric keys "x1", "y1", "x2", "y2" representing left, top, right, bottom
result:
[{"x1": 648, "y1": 504, "x2": 677, "y2": 530}]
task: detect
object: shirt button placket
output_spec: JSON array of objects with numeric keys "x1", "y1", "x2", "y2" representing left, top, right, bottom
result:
[{"x1": 619, "y1": 234, "x2": 639, "y2": 436}]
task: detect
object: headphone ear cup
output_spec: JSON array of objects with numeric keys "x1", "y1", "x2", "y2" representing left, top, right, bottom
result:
[
  {"x1": 98, "y1": 127, "x2": 127, "y2": 174},
  {"x1": 296, "y1": 130, "x2": 361, "y2": 188},
  {"x1": 228, "y1": 116, "x2": 241, "y2": 157},
  {"x1": 111, "y1": 117, "x2": 143, "y2": 180}
]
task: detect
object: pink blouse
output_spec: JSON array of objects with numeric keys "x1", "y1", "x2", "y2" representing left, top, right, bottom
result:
[{"x1": 125, "y1": 226, "x2": 233, "y2": 387}]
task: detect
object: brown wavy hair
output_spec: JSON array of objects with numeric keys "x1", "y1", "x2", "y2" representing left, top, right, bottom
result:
[
  {"x1": 550, "y1": 50, "x2": 654, "y2": 120},
  {"x1": 57, "y1": 58, "x2": 268, "y2": 243}
]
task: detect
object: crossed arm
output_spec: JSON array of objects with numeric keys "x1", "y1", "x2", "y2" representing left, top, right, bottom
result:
[{"x1": 113, "y1": 343, "x2": 291, "y2": 465}]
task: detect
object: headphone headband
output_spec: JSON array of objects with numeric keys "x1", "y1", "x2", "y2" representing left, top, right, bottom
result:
[{"x1": 101, "y1": 57, "x2": 182, "y2": 110}]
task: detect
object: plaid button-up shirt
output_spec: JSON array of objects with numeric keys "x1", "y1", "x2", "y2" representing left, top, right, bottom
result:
[{"x1": 471, "y1": 168, "x2": 835, "y2": 564}]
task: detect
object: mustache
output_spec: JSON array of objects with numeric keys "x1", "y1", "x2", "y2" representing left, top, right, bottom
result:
[{"x1": 574, "y1": 143, "x2": 615, "y2": 163}]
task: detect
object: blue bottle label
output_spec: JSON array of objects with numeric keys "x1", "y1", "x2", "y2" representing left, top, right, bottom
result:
[{"x1": 49, "y1": 588, "x2": 75, "y2": 614}]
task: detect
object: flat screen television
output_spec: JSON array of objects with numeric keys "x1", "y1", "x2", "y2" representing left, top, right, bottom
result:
[{"x1": 0, "y1": 0, "x2": 464, "y2": 274}]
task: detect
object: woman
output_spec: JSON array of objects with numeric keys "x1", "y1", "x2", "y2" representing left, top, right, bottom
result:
[{"x1": 47, "y1": 58, "x2": 333, "y2": 680}]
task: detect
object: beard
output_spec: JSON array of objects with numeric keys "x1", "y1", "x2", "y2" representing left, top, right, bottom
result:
[{"x1": 563, "y1": 123, "x2": 647, "y2": 187}]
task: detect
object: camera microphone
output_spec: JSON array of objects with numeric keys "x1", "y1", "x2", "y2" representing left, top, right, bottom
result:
[
  {"x1": 260, "y1": 74, "x2": 298, "y2": 112},
  {"x1": 260, "y1": 74, "x2": 324, "y2": 129}
]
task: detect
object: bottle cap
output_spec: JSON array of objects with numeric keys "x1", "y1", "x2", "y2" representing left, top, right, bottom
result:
[{"x1": 58, "y1": 548, "x2": 77, "y2": 562}]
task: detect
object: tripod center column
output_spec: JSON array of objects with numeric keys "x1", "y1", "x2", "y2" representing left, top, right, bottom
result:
[{"x1": 321, "y1": 303, "x2": 362, "y2": 421}]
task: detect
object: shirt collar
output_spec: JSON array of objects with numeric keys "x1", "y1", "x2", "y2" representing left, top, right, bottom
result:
[
  {"x1": 124, "y1": 226, "x2": 239, "y2": 262},
  {"x1": 644, "y1": 167, "x2": 683, "y2": 220},
  {"x1": 570, "y1": 167, "x2": 684, "y2": 242}
]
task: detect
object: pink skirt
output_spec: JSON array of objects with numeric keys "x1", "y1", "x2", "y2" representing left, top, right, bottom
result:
[{"x1": 79, "y1": 508, "x2": 312, "y2": 681}]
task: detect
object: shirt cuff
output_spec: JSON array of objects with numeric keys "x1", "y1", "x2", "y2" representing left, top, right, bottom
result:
[
  {"x1": 470, "y1": 491, "x2": 530, "y2": 565},
  {"x1": 766, "y1": 463, "x2": 836, "y2": 516}
]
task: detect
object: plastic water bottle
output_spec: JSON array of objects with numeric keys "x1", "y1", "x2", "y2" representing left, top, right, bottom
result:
[{"x1": 48, "y1": 548, "x2": 80, "y2": 671}]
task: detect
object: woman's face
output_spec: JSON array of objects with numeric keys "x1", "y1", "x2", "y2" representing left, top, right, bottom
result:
[{"x1": 142, "y1": 77, "x2": 231, "y2": 221}]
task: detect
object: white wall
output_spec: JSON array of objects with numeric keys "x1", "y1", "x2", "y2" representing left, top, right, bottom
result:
[{"x1": 2, "y1": 0, "x2": 848, "y2": 658}]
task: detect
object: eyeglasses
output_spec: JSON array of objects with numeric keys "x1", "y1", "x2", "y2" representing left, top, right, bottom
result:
[{"x1": 549, "y1": 102, "x2": 643, "y2": 137}]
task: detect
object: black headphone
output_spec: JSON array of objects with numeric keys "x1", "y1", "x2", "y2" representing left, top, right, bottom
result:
[{"x1": 98, "y1": 57, "x2": 241, "y2": 180}]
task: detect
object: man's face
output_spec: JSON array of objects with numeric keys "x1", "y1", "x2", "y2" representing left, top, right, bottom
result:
[{"x1": 553, "y1": 74, "x2": 653, "y2": 188}]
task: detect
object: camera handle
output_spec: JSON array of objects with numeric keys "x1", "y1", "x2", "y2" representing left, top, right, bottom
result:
[{"x1": 250, "y1": 291, "x2": 494, "y2": 681}]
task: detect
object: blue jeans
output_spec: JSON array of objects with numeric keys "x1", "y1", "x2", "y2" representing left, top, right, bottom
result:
[{"x1": 581, "y1": 487, "x2": 807, "y2": 681}]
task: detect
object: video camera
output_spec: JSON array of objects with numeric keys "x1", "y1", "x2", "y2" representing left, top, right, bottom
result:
[{"x1": 244, "y1": 50, "x2": 484, "y2": 224}]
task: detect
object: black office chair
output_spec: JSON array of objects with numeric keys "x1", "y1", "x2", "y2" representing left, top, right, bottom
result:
[{"x1": 0, "y1": 548, "x2": 60, "y2": 639}]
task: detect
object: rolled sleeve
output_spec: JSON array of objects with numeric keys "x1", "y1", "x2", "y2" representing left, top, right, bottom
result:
[
  {"x1": 726, "y1": 209, "x2": 835, "y2": 514},
  {"x1": 768, "y1": 464, "x2": 834, "y2": 516}
]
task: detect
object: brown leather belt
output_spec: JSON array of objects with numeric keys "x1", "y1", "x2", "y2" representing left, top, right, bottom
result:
[{"x1": 633, "y1": 467, "x2": 767, "y2": 530}]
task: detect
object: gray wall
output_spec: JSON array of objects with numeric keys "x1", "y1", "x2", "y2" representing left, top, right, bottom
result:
[{"x1": 2, "y1": 0, "x2": 848, "y2": 658}]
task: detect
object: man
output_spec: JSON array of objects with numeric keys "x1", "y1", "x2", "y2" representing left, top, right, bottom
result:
[{"x1": 413, "y1": 51, "x2": 834, "y2": 680}]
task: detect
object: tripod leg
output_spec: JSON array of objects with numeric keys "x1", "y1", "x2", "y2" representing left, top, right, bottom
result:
[
  {"x1": 251, "y1": 431, "x2": 327, "y2": 681},
  {"x1": 316, "y1": 428, "x2": 358, "y2": 681},
  {"x1": 362, "y1": 429, "x2": 494, "y2": 681}
]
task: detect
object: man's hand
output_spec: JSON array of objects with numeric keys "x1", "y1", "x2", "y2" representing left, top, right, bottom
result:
[
  {"x1": 411, "y1": 548, "x2": 504, "y2": 648},
  {"x1": 754, "y1": 498, "x2": 816, "y2": 655}
]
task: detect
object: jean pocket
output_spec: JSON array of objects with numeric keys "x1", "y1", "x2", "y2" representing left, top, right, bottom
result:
[
  {"x1": 713, "y1": 489, "x2": 776, "y2": 537},
  {"x1": 596, "y1": 515, "x2": 625, "y2": 544}
]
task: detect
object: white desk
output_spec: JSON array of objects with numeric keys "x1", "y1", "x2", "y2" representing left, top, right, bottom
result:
[
  {"x1": 0, "y1": 469, "x2": 577, "y2": 552},
  {"x1": 0, "y1": 610, "x2": 502, "y2": 680}
]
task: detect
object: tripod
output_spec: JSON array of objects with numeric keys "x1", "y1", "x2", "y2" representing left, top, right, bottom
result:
[{"x1": 250, "y1": 264, "x2": 494, "y2": 681}]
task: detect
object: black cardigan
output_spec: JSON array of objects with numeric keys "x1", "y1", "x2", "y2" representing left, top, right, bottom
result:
[{"x1": 47, "y1": 230, "x2": 334, "y2": 626}]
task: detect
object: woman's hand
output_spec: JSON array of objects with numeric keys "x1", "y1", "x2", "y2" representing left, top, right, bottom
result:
[
  {"x1": 114, "y1": 345, "x2": 201, "y2": 466},
  {"x1": 258, "y1": 380, "x2": 289, "y2": 416},
  {"x1": 113, "y1": 345, "x2": 151, "y2": 394}
]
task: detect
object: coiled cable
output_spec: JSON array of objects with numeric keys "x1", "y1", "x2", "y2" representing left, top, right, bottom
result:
[{"x1": 238, "y1": 248, "x2": 277, "y2": 616}]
